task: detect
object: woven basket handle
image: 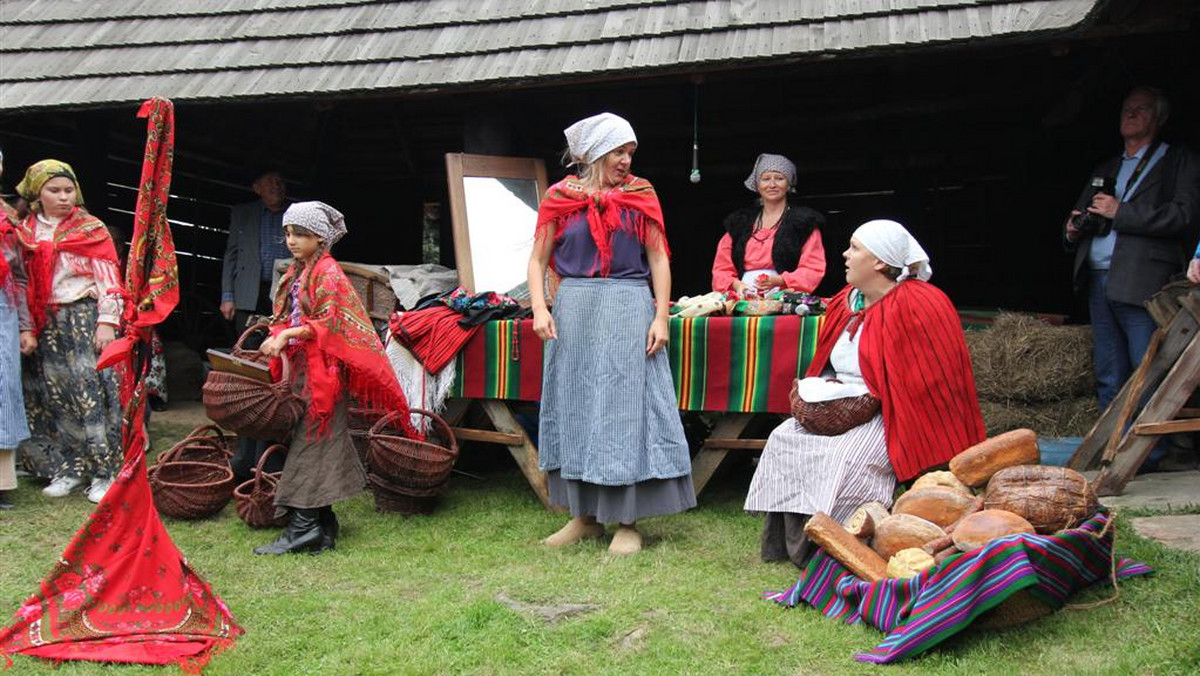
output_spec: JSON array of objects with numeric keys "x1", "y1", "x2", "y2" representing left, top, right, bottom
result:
[
  {"x1": 370, "y1": 409, "x2": 457, "y2": 453},
  {"x1": 187, "y1": 424, "x2": 230, "y2": 451},
  {"x1": 233, "y1": 323, "x2": 271, "y2": 354},
  {"x1": 253, "y1": 444, "x2": 288, "y2": 491}
]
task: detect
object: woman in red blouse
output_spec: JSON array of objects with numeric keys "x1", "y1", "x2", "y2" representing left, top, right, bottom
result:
[{"x1": 711, "y1": 153, "x2": 826, "y2": 295}]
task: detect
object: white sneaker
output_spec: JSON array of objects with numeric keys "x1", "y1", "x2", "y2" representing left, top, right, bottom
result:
[
  {"x1": 42, "y1": 476, "x2": 83, "y2": 498},
  {"x1": 87, "y1": 478, "x2": 114, "y2": 504}
]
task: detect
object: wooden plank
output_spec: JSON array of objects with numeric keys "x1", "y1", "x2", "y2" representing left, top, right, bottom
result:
[
  {"x1": 1092, "y1": 330, "x2": 1200, "y2": 495},
  {"x1": 449, "y1": 427, "x2": 525, "y2": 446},
  {"x1": 479, "y1": 399, "x2": 556, "y2": 510},
  {"x1": 701, "y1": 438, "x2": 768, "y2": 451},
  {"x1": 1069, "y1": 305, "x2": 1200, "y2": 470},
  {"x1": 692, "y1": 413, "x2": 755, "y2": 498},
  {"x1": 1133, "y1": 419, "x2": 1200, "y2": 436}
]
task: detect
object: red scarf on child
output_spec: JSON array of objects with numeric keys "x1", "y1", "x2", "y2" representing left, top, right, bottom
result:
[
  {"x1": 14, "y1": 207, "x2": 119, "y2": 334},
  {"x1": 272, "y1": 253, "x2": 420, "y2": 440},
  {"x1": 534, "y1": 174, "x2": 669, "y2": 277},
  {"x1": 807, "y1": 282, "x2": 985, "y2": 481}
]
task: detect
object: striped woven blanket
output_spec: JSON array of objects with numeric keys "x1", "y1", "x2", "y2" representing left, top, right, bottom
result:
[
  {"x1": 451, "y1": 314, "x2": 823, "y2": 413},
  {"x1": 764, "y1": 510, "x2": 1152, "y2": 663}
]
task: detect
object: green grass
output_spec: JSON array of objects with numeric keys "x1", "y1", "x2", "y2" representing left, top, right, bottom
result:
[{"x1": 1, "y1": 420, "x2": 1198, "y2": 675}]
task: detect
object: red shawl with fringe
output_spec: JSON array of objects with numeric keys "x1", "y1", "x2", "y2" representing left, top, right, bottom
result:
[
  {"x1": 0, "y1": 212, "x2": 14, "y2": 298},
  {"x1": 806, "y1": 282, "x2": 985, "y2": 481},
  {"x1": 534, "y1": 174, "x2": 669, "y2": 277},
  {"x1": 14, "y1": 206, "x2": 119, "y2": 335},
  {"x1": 271, "y1": 253, "x2": 420, "y2": 439},
  {"x1": 2, "y1": 98, "x2": 241, "y2": 673}
]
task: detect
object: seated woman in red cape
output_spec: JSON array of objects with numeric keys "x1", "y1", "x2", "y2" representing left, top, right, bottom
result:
[
  {"x1": 256, "y1": 201, "x2": 417, "y2": 555},
  {"x1": 744, "y1": 219, "x2": 985, "y2": 568}
]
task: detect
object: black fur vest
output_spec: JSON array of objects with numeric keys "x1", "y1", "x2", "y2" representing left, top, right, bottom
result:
[{"x1": 723, "y1": 205, "x2": 824, "y2": 276}]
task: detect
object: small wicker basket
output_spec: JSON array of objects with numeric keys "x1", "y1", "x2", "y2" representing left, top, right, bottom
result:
[
  {"x1": 233, "y1": 444, "x2": 290, "y2": 528},
  {"x1": 366, "y1": 409, "x2": 458, "y2": 487},
  {"x1": 150, "y1": 460, "x2": 235, "y2": 519},
  {"x1": 789, "y1": 379, "x2": 880, "y2": 436}
]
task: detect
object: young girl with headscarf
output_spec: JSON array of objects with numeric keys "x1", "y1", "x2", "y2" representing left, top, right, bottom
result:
[
  {"x1": 744, "y1": 219, "x2": 985, "y2": 568},
  {"x1": 528, "y1": 112, "x2": 696, "y2": 556},
  {"x1": 711, "y1": 153, "x2": 826, "y2": 295},
  {"x1": 0, "y1": 151, "x2": 35, "y2": 510},
  {"x1": 255, "y1": 201, "x2": 417, "y2": 555},
  {"x1": 13, "y1": 159, "x2": 123, "y2": 504}
]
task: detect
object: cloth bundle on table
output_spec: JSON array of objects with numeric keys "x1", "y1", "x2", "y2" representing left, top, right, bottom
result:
[
  {"x1": 389, "y1": 305, "x2": 479, "y2": 375},
  {"x1": 764, "y1": 510, "x2": 1151, "y2": 663}
]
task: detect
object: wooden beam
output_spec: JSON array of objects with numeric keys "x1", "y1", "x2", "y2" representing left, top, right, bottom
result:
[
  {"x1": 691, "y1": 413, "x2": 755, "y2": 498},
  {"x1": 479, "y1": 400, "x2": 557, "y2": 510},
  {"x1": 701, "y1": 438, "x2": 768, "y2": 451},
  {"x1": 1133, "y1": 419, "x2": 1200, "y2": 436},
  {"x1": 449, "y1": 427, "x2": 525, "y2": 446}
]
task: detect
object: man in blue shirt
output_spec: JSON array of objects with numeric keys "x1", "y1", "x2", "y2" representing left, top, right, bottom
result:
[
  {"x1": 220, "y1": 169, "x2": 291, "y2": 332},
  {"x1": 1065, "y1": 87, "x2": 1200, "y2": 469}
]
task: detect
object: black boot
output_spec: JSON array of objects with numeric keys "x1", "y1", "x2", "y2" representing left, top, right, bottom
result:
[
  {"x1": 318, "y1": 506, "x2": 339, "y2": 550},
  {"x1": 0, "y1": 492, "x2": 12, "y2": 510},
  {"x1": 253, "y1": 508, "x2": 324, "y2": 555}
]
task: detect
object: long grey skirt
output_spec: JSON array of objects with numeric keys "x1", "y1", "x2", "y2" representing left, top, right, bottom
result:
[
  {"x1": 538, "y1": 277, "x2": 695, "y2": 524},
  {"x1": 273, "y1": 361, "x2": 367, "y2": 517}
]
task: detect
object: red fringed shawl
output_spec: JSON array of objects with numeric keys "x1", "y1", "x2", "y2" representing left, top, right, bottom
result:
[
  {"x1": 0, "y1": 212, "x2": 15, "y2": 298},
  {"x1": 806, "y1": 283, "x2": 985, "y2": 481},
  {"x1": 272, "y1": 253, "x2": 420, "y2": 439},
  {"x1": 14, "y1": 206, "x2": 120, "y2": 334},
  {"x1": 534, "y1": 174, "x2": 669, "y2": 277}
]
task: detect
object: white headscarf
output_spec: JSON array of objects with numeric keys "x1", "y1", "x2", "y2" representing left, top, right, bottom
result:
[
  {"x1": 563, "y1": 112, "x2": 637, "y2": 165},
  {"x1": 852, "y1": 219, "x2": 932, "y2": 282},
  {"x1": 283, "y1": 201, "x2": 347, "y2": 247},
  {"x1": 743, "y1": 153, "x2": 797, "y2": 193}
]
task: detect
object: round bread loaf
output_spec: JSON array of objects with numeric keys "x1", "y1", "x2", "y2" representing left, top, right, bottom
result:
[
  {"x1": 892, "y1": 486, "x2": 977, "y2": 529},
  {"x1": 910, "y1": 470, "x2": 972, "y2": 495},
  {"x1": 949, "y1": 428, "x2": 1040, "y2": 487},
  {"x1": 953, "y1": 509, "x2": 1035, "y2": 552},
  {"x1": 872, "y1": 513, "x2": 946, "y2": 560},
  {"x1": 984, "y1": 465, "x2": 1098, "y2": 534},
  {"x1": 887, "y1": 548, "x2": 936, "y2": 579}
]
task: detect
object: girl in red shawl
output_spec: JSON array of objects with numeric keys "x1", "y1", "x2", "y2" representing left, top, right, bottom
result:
[
  {"x1": 744, "y1": 219, "x2": 984, "y2": 568},
  {"x1": 13, "y1": 159, "x2": 123, "y2": 504},
  {"x1": 528, "y1": 113, "x2": 695, "y2": 556},
  {"x1": 256, "y1": 201, "x2": 416, "y2": 555}
]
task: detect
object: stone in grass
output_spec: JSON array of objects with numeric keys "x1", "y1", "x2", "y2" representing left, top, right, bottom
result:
[{"x1": 495, "y1": 592, "x2": 598, "y2": 624}]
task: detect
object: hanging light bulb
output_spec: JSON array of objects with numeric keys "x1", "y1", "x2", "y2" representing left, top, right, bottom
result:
[{"x1": 690, "y1": 79, "x2": 702, "y2": 184}]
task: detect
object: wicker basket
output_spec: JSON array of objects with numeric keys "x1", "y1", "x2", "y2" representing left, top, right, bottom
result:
[
  {"x1": 202, "y1": 326, "x2": 303, "y2": 441},
  {"x1": 789, "y1": 379, "x2": 880, "y2": 436},
  {"x1": 148, "y1": 428, "x2": 235, "y2": 484},
  {"x1": 233, "y1": 444, "x2": 290, "y2": 528},
  {"x1": 974, "y1": 589, "x2": 1055, "y2": 630},
  {"x1": 340, "y1": 262, "x2": 397, "y2": 321},
  {"x1": 349, "y1": 408, "x2": 386, "y2": 469},
  {"x1": 366, "y1": 409, "x2": 458, "y2": 487},
  {"x1": 150, "y1": 460, "x2": 235, "y2": 519},
  {"x1": 368, "y1": 472, "x2": 442, "y2": 516}
]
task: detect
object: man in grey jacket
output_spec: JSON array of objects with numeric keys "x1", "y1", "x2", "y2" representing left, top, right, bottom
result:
[
  {"x1": 1064, "y1": 86, "x2": 1200, "y2": 468},
  {"x1": 220, "y1": 169, "x2": 291, "y2": 331}
]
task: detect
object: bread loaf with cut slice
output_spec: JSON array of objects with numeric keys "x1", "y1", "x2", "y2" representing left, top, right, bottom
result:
[
  {"x1": 910, "y1": 470, "x2": 972, "y2": 495},
  {"x1": 892, "y1": 486, "x2": 977, "y2": 529},
  {"x1": 843, "y1": 501, "x2": 892, "y2": 539},
  {"x1": 872, "y1": 514, "x2": 946, "y2": 560},
  {"x1": 887, "y1": 548, "x2": 936, "y2": 579},
  {"x1": 804, "y1": 512, "x2": 889, "y2": 582},
  {"x1": 949, "y1": 429, "x2": 1040, "y2": 487},
  {"x1": 952, "y1": 509, "x2": 1036, "y2": 552}
]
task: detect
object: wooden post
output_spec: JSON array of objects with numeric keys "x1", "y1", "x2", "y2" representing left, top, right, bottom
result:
[{"x1": 691, "y1": 413, "x2": 755, "y2": 497}]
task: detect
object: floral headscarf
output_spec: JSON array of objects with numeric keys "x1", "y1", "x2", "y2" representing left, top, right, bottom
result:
[{"x1": 16, "y1": 159, "x2": 85, "y2": 210}]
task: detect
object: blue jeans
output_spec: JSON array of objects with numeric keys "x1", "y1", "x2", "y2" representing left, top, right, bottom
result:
[{"x1": 1088, "y1": 270, "x2": 1164, "y2": 467}]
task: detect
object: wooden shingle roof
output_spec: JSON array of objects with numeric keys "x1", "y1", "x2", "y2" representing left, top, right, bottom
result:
[{"x1": 0, "y1": 0, "x2": 1101, "y2": 112}]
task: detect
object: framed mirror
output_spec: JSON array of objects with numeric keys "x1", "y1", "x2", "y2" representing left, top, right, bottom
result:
[{"x1": 445, "y1": 153, "x2": 549, "y2": 294}]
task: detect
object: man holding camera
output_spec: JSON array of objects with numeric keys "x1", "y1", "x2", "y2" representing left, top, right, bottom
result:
[{"x1": 1065, "y1": 86, "x2": 1200, "y2": 468}]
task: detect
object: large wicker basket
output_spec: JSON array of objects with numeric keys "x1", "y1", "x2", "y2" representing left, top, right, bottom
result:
[
  {"x1": 974, "y1": 589, "x2": 1055, "y2": 630},
  {"x1": 233, "y1": 444, "x2": 289, "y2": 528},
  {"x1": 202, "y1": 326, "x2": 303, "y2": 441},
  {"x1": 789, "y1": 379, "x2": 880, "y2": 436},
  {"x1": 366, "y1": 409, "x2": 458, "y2": 487},
  {"x1": 340, "y1": 262, "x2": 397, "y2": 321},
  {"x1": 148, "y1": 427, "x2": 234, "y2": 484},
  {"x1": 368, "y1": 472, "x2": 442, "y2": 516},
  {"x1": 150, "y1": 460, "x2": 235, "y2": 519}
]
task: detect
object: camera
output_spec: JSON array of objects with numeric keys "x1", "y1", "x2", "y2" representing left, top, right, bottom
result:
[{"x1": 1070, "y1": 175, "x2": 1116, "y2": 236}]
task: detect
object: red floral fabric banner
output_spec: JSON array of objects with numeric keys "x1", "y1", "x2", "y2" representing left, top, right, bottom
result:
[{"x1": 1, "y1": 98, "x2": 242, "y2": 672}]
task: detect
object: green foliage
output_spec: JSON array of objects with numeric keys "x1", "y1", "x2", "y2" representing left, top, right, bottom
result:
[{"x1": 0, "y1": 424, "x2": 1197, "y2": 675}]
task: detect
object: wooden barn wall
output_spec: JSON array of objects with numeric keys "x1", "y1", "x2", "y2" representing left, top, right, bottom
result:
[{"x1": 1, "y1": 25, "x2": 1197, "y2": 352}]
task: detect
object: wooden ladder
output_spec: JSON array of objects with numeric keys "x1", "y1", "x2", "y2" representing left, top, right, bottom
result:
[{"x1": 1068, "y1": 287, "x2": 1200, "y2": 495}]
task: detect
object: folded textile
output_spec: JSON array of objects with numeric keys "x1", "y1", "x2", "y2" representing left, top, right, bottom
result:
[
  {"x1": 389, "y1": 306, "x2": 479, "y2": 374},
  {"x1": 764, "y1": 510, "x2": 1151, "y2": 663}
]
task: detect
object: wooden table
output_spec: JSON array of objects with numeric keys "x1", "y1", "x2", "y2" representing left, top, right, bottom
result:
[{"x1": 444, "y1": 314, "x2": 823, "y2": 507}]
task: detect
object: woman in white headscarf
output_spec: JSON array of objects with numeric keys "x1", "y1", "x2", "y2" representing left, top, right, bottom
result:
[
  {"x1": 744, "y1": 219, "x2": 985, "y2": 568},
  {"x1": 528, "y1": 112, "x2": 695, "y2": 556},
  {"x1": 711, "y1": 153, "x2": 826, "y2": 295}
]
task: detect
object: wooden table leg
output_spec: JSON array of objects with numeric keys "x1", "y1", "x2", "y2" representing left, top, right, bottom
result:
[
  {"x1": 692, "y1": 413, "x2": 756, "y2": 498},
  {"x1": 479, "y1": 400, "x2": 556, "y2": 510}
]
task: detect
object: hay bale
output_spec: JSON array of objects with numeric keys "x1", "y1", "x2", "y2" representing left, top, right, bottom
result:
[
  {"x1": 979, "y1": 397, "x2": 1099, "y2": 438},
  {"x1": 967, "y1": 313, "x2": 1093, "y2": 403}
]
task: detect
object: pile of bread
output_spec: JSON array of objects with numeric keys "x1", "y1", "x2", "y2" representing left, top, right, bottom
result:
[{"x1": 804, "y1": 429, "x2": 1099, "y2": 582}]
